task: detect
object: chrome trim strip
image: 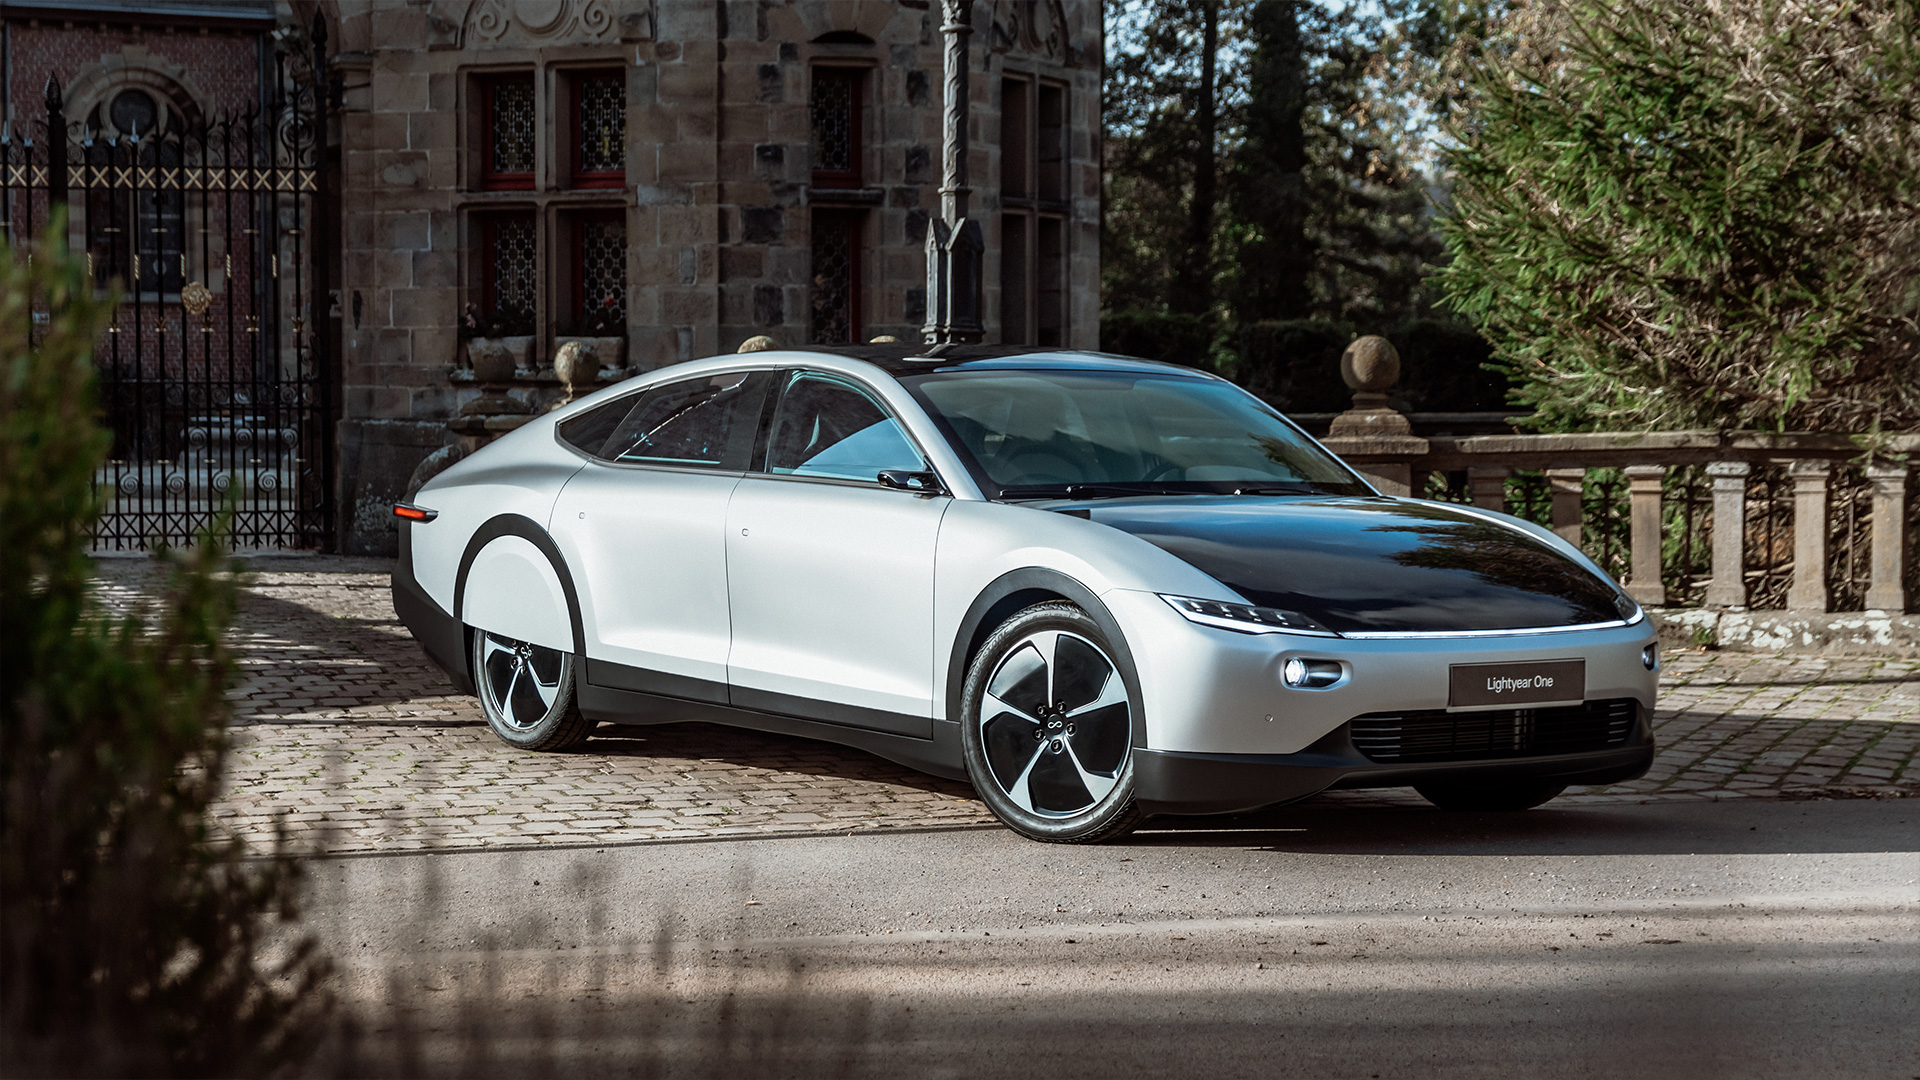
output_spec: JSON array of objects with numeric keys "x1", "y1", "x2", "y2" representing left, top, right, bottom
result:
[{"x1": 1340, "y1": 618, "x2": 1635, "y2": 640}]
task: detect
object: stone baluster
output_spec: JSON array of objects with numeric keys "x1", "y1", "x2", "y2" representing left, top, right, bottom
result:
[
  {"x1": 1468, "y1": 467, "x2": 1509, "y2": 513},
  {"x1": 1787, "y1": 460, "x2": 1831, "y2": 612},
  {"x1": 1624, "y1": 465, "x2": 1667, "y2": 607},
  {"x1": 1864, "y1": 461, "x2": 1911, "y2": 612},
  {"x1": 1703, "y1": 461, "x2": 1750, "y2": 608},
  {"x1": 1545, "y1": 468, "x2": 1584, "y2": 547}
]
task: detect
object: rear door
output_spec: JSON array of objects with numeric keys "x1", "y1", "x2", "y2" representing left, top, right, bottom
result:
[
  {"x1": 724, "y1": 371, "x2": 950, "y2": 736},
  {"x1": 551, "y1": 371, "x2": 769, "y2": 701}
]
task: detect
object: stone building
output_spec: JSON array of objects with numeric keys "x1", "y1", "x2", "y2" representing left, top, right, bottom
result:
[
  {"x1": 329, "y1": 0, "x2": 1102, "y2": 553},
  {"x1": 4, "y1": 0, "x2": 1102, "y2": 555}
]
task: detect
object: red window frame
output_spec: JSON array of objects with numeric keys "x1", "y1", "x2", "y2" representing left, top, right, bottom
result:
[
  {"x1": 568, "y1": 69, "x2": 626, "y2": 190},
  {"x1": 810, "y1": 67, "x2": 865, "y2": 189},
  {"x1": 479, "y1": 74, "x2": 536, "y2": 191}
]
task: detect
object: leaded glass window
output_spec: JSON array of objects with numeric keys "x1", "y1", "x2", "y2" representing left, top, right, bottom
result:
[
  {"x1": 485, "y1": 215, "x2": 537, "y2": 332},
  {"x1": 810, "y1": 68, "x2": 862, "y2": 187},
  {"x1": 577, "y1": 216, "x2": 626, "y2": 330},
  {"x1": 811, "y1": 211, "x2": 860, "y2": 344},
  {"x1": 485, "y1": 76, "x2": 535, "y2": 188},
  {"x1": 573, "y1": 72, "x2": 625, "y2": 184}
]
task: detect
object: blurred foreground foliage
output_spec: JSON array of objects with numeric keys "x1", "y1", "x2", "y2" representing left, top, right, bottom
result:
[
  {"x1": 0, "y1": 224, "x2": 329, "y2": 1076},
  {"x1": 1441, "y1": 0, "x2": 1920, "y2": 436}
]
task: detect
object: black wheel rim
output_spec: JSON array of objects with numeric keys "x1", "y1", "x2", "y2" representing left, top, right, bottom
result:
[
  {"x1": 979, "y1": 629, "x2": 1131, "y2": 818},
  {"x1": 479, "y1": 631, "x2": 565, "y2": 732}
]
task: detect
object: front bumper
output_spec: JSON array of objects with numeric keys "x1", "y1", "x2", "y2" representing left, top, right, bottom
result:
[{"x1": 1133, "y1": 706, "x2": 1656, "y2": 815}]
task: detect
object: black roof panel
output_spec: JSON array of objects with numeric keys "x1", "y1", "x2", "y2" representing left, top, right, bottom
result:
[{"x1": 789, "y1": 344, "x2": 1212, "y2": 379}]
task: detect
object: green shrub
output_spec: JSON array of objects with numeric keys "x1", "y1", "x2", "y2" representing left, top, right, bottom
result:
[
  {"x1": 1386, "y1": 318, "x2": 1509, "y2": 413},
  {"x1": 1098, "y1": 309, "x2": 1216, "y2": 370},
  {"x1": 1, "y1": 222, "x2": 329, "y2": 1076},
  {"x1": 1233, "y1": 318, "x2": 1352, "y2": 411}
]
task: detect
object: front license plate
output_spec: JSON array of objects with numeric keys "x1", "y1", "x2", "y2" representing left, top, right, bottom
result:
[{"x1": 1449, "y1": 659, "x2": 1585, "y2": 709}]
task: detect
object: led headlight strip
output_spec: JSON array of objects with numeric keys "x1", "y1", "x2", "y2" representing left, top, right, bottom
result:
[{"x1": 1161, "y1": 595, "x2": 1340, "y2": 637}]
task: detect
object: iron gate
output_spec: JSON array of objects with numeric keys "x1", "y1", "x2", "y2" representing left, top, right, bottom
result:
[{"x1": 1, "y1": 24, "x2": 334, "y2": 550}]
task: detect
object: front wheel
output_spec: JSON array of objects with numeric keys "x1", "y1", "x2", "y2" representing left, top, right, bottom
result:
[
  {"x1": 1414, "y1": 779, "x2": 1566, "y2": 811},
  {"x1": 470, "y1": 628, "x2": 594, "y2": 751},
  {"x1": 960, "y1": 603, "x2": 1145, "y2": 843}
]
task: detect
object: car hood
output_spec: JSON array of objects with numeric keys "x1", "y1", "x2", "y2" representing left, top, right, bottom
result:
[{"x1": 1057, "y1": 496, "x2": 1633, "y2": 635}]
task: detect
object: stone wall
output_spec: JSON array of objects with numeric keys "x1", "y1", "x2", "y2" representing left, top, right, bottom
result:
[{"x1": 327, "y1": 0, "x2": 1102, "y2": 555}]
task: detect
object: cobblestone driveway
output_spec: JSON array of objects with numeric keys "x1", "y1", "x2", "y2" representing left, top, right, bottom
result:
[{"x1": 95, "y1": 558, "x2": 1920, "y2": 855}]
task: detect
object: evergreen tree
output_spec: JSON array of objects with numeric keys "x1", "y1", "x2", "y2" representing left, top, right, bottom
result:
[{"x1": 1440, "y1": 0, "x2": 1920, "y2": 434}]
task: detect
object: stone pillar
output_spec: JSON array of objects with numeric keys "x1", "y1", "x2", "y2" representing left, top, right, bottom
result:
[
  {"x1": 1321, "y1": 336, "x2": 1424, "y2": 496},
  {"x1": 1468, "y1": 467, "x2": 1509, "y2": 513},
  {"x1": 1327, "y1": 336, "x2": 1411, "y2": 438},
  {"x1": 1624, "y1": 465, "x2": 1667, "y2": 607},
  {"x1": 1787, "y1": 459, "x2": 1831, "y2": 612},
  {"x1": 1864, "y1": 461, "x2": 1911, "y2": 612},
  {"x1": 1546, "y1": 468, "x2": 1584, "y2": 547},
  {"x1": 1703, "y1": 461, "x2": 1751, "y2": 609},
  {"x1": 922, "y1": 0, "x2": 984, "y2": 345}
]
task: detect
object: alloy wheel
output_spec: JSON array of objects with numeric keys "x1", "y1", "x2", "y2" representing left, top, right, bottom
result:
[
  {"x1": 979, "y1": 629, "x2": 1133, "y2": 817},
  {"x1": 478, "y1": 630, "x2": 568, "y2": 732}
]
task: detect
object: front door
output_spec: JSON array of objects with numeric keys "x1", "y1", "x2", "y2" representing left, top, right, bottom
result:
[
  {"x1": 551, "y1": 370, "x2": 768, "y2": 701},
  {"x1": 725, "y1": 371, "x2": 950, "y2": 737}
]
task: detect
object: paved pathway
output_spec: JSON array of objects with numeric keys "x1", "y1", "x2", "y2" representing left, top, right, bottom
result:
[{"x1": 92, "y1": 557, "x2": 1920, "y2": 856}]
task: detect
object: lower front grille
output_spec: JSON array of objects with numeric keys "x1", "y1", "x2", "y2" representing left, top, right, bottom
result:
[{"x1": 1348, "y1": 698, "x2": 1637, "y2": 764}]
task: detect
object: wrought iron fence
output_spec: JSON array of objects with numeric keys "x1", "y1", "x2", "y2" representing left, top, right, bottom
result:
[{"x1": 1, "y1": 24, "x2": 333, "y2": 550}]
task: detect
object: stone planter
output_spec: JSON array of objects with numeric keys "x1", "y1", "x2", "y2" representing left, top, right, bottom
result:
[{"x1": 466, "y1": 335, "x2": 533, "y2": 382}]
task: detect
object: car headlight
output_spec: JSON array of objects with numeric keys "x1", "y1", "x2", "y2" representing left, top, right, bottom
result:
[{"x1": 1161, "y1": 595, "x2": 1337, "y2": 637}]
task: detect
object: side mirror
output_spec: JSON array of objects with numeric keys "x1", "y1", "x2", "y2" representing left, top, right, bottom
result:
[{"x1": 877, "y1": 469, "x2": 946, "y2": 495}]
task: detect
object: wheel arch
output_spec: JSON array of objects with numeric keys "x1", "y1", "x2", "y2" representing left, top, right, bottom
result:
[
  {"x1": 946, "y1": 568, "x2": 1145, "y2": 745},
  {"x1": 455, "y1": 514, "x2": 586, "y2": 655}
]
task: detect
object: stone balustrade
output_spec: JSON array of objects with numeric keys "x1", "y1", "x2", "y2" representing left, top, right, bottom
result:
[{"x1": 1316, "y1": 338, "x2": 1917, "y2": 615}]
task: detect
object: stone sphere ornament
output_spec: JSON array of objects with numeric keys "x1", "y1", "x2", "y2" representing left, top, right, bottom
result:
[
  {"x1": 737, "y1": 335, "x2": 778, "y2": 353},
  {"x1": 552, "y1": 339, "x2": 598, "y2": 403},
  {"x1": 1339, "y1": 335, "x2": 1401, "y2": 393}
]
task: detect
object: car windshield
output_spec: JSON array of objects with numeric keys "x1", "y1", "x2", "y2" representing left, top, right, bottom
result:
[{"x1": 901, "y1": 369, "x2": 1370, "y2": 499}]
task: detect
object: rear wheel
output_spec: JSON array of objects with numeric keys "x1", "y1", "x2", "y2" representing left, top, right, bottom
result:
[
  {"x1": 470, "y1": 628, "x2": 593, "y2": 751},
  {"x1": 960, "y1": 603, "x2": 1144, "y2": 843},
  {"x1": 1414, "y1": 780, "x2": 1566, "y2": 811}
]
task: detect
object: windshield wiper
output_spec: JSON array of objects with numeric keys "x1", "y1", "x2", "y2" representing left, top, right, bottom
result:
[
  {"x1": 1230, "y1": 482, "x2": 1325, "y2": 496},
  {"x1": 997, "y1": 483, "x2": 1199, "y2": 501}
]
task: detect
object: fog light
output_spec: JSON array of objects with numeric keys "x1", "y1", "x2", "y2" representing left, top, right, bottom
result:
[
  {"x1": 1282, "y1": 657, "x2": 1343, "y2": 689},
  {"x1": 1642, "y1": 643, "x2": 1659, "y2": 671}
]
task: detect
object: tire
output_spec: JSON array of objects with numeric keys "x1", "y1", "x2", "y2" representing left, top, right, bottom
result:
[
  {"x1": 960, "y1": 602, "x2": 1145, "y2": 843},
  {"x1": 1414, "y1": 779, "x2": 1566, "y2": 811},
  {"x1": 469, "y1": 627, "x2": 594, "y2": 751}
]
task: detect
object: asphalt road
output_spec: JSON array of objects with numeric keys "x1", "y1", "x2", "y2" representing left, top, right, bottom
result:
[{"x1": 303, "y1": 796, "x2": 1918, "y2": 1079}]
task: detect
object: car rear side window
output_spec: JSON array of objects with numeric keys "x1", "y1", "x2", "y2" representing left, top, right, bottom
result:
[
  {"x1": 561, "y1": 372, "x2": 762, "y2": 468},
  {"x1": 764, "y1": 372, "x2": 923, "y2": 482}
]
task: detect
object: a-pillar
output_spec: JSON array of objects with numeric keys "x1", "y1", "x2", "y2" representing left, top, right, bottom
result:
[
  {"x1": 1545, "y1": 468, "x2": 1584, "y2": 548},
  {"x1": 1865, "y1": 461, "x2": 1911, "y2": 612},
  {"x1": 1703, "y1": 461, "x2": 1750, "y2": 609},
  {"x1": 1787, "y1": 460, "x2": 1832, "y2": 612},
  {"x1": 1624, "y1": 465, "x2": 1667, "y2": 607}
]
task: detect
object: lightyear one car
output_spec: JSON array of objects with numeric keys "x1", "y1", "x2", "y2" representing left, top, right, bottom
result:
[{"x1": 392, "y1": 345, "x2": 1657, "y2": 842}]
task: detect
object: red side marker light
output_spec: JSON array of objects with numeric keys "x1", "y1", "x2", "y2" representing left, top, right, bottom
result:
[{"x1": 393, "y1": 503, "x2": 438, "y2": 523}]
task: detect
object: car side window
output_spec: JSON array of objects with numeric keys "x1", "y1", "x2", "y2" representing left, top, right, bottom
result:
[
  {"x1": 577, "y1": 372, "x2": 760, "y2": 468},
  {"x1": 765, "y1": 373, "x2": 924, "y2": 483}
]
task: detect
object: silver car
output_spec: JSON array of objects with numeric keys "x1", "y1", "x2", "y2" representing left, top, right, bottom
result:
[{"x1": 393, "y1": 345, "x2": 1657, "y2": 843}]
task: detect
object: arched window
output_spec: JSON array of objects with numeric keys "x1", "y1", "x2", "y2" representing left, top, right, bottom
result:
[{"x1": 84, "y1": 87, "x2": 189, "y2": 295}]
